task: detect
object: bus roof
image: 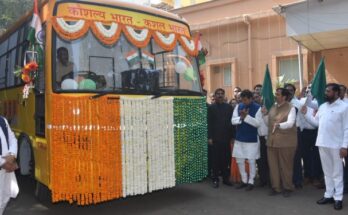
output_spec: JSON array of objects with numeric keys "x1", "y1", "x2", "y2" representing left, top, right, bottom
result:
[
  {"x1": 0, "y1": 0, "x2": 186, "y2": 43},
  {"x1": 79, "y1": 0, "x2": 183, "y2": 21}
]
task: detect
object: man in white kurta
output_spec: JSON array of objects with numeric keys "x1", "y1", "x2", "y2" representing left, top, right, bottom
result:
[
  {"x1": 0, "y1": 117, "x2": 18, "y2": 215},
  {"x1": 231, "y1": 90, "x2": 262, "y2": 191},
  {"x1": 302, "y1": 83, "x2": 348, "y2": 210}
]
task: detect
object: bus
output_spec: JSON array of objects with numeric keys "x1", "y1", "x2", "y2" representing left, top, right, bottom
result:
[{"x1": 0, "y1": 0, "x2": 207, "y2": 205}]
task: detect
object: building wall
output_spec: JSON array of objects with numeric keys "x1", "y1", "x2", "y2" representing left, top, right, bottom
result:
[
  {"x1": 314, "y1": 47, "x2": 348, "y2": 87},
  {"x1": 172, "y1": 0, "x2": 348, "y2": 100}
]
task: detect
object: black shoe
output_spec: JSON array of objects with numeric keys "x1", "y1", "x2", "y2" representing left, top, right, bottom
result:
[
  {"x1": 334, "y1": 200, "x2": 343, "y2": 210},
  {"x1": 268, "y1": 189, "x2": 281, "y2": 196},
  {"x1": 282, "y1": 190, "x2": 292, "y2": 198},
  {"x1": 235, "y1": 183, "x2": 247, "y2": 189},
  {"x1": 245, "y1": 184, "x2": 254, "y2": 191},
  {"x1": 223, "y1": 180, "x2": 233, "y2": 186},
  {"x1": 316, "y1": 197, "x2": 334, "y2": 205},
  {"x1": 212, "y1": 180, "x2": 219, "y2": 188}
]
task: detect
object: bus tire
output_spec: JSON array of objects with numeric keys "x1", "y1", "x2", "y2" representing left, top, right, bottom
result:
[
  {"x1": 17, "y1": 134, "x2": 35, "y2": 177},
  {"x1": 35, "y1": 181, "x2": 52, "y2": 206}
]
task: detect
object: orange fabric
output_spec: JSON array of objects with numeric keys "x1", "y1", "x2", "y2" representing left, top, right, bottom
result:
[
  {"x1": 50, "y1": 95, "x2": 122, "y2": 205},
  {"x1": 230, "y1": 158, "x2": 250, "y2": 183}
]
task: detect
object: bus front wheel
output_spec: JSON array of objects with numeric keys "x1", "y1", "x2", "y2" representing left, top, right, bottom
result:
[{"x1": 17, "y1": 134, "x2": 34, "y2": 177}]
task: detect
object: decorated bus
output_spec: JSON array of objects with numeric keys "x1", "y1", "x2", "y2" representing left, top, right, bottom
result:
[{"x1": 0, "y1": 0, "x2": 207, "y2": 205}]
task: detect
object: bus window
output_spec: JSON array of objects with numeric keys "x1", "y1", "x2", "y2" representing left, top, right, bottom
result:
[{"x1": 54, "y1": 31, "x2": 201, "y2": 94}]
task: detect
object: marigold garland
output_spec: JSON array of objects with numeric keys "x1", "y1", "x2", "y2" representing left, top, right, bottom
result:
[
  {"x1": 50, "y1": 94, "x2": 122, "y2": 205},
  {"x1": 122, "y1": 26, "x2": 152, "y2": 48},
  {"x1": 152, "y1": 31, "x2": 178, "y2": 51},
  {"x1": 52, "y1": 16, "x2": 198, "y2": 56},
  {"x1": 173, "y1": 97, "x2": 208, "y2": 184},
  {"x1": 52, "y1": 17, "x2": 91, "y2": 41},
  {"x1": 90, "y1": 22, "x2": 122, "y2": 46}
]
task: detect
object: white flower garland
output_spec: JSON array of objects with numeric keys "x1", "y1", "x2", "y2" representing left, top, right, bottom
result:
[
  {"x1": 155, "y1": 31, "x2": 176, "y2": 46},
  {"x1": 94, "y1": 22, "x2": 119, "y2": 38},
  {"x1": 121, "y1": 97, "x2": 148, "y2": 197},
  {"x1": 56, "y1": 18, "x2": 86, "y2": 33},
  {"x1": 147, "y1": 98, "x2": 175, "y2": 192},
  {"x1": 120, "y1": 96, "x2": 175, "y2": 196},
  {"x1": 125, "y1": 26, "x2": 149, "y2": 42},
  {"x1": 180, "y1": 36, "x2": 196, "y2": 52}
]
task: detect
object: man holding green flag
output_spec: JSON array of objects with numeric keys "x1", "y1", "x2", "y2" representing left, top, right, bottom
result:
[{"x1": 302, "y1": 59, "x2": 348, "y2": 210}]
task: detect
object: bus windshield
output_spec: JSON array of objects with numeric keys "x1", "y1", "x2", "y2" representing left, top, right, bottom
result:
[{"x1": 54, "y1": 32, "x2": 202, "y2": 95}]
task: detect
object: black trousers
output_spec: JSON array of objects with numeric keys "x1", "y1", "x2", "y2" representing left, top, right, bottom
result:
[
  {"x1": 257, "y1": 136, "x2": 269, "y2": 185},
  {"x1": 208, "y1": 144, "x2": 213, "y2": 177},
  {"x1": 293, "y1": 128, "x2": 321, "y2": 185},
  {"x1": 211, "y1": 141, "x2": 231, "y2": 181}
]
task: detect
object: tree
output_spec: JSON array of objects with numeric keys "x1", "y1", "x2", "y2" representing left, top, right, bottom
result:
[{"x1": 0, "y1": 0, "x2": 33, "y2": 35}]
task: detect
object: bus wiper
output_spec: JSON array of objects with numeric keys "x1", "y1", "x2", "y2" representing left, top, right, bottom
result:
[
  {"x1": 90, "y1": 91, "x2": 110, "y2": 99},
  {"x1": 151, "y1": 89, "x2": 203, "y2": 99}
]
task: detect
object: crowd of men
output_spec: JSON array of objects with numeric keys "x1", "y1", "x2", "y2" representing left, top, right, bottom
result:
[{"x1": 207, "y1": 83, "x2": 348, "y2": 210}]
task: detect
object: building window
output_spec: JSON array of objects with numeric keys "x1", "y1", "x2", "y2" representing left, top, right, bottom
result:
[
  {"x1": 223, "y1": 64, "x2": 232, "y2": 86},
  {"x1": 278, "y1": 57, "x2": 299, "y2": 82}
]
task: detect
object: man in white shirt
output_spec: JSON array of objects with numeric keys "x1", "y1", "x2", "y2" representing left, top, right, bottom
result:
[
  {"x1": 231, "y1": 90, "x2": 262, "y2": 191},
  {"x1": 0, "y1": 116, "x2": 18, "y2": 215},
  {"x1": 302, "y1": 83, "x2": 348, "y2": 210},
  {"x1": 285, "y1": 83, "x2": 322, "y2": 188}
]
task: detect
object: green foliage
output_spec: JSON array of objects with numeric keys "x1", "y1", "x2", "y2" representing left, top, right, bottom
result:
[{"x1": 0, "y1": 0, "x2": 33, "y2": 34}]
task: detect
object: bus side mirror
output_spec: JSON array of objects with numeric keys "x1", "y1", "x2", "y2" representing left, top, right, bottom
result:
[{"x1": 24, "y1": 50, "x2": 38, "y2": 65}]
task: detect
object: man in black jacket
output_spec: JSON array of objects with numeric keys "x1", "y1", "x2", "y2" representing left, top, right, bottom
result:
[{"x1": 208, "y1": 88, "x2": 235, "y2": 188}]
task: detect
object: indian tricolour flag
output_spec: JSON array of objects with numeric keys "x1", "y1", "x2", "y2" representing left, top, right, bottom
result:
[
  {"x1": 27, "y1": 0, "x2": 43, "y2": 48},
  {"x1": 142, "y1": 50, "x2": 155, "y2": 64},
  {"x1": 126, "y1": 50, "x2": 140, "y2": 66}
]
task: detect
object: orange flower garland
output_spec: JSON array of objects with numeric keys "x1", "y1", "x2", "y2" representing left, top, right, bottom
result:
[
  {"x1": 52, "y1": 17, "x2": 91, "y2": 41},
  {"x1": 152, "y1": 30, "x2": 178, "y2": 51},
  {"x1": 90, "y1": 22, "x2": 122, "y2": 46},
  {"x1": 50, "y1": 94, "x2": 122, "y2": 205},
  {"x1": 52, "y1": 16, "x2": 198, "y2": 56}
]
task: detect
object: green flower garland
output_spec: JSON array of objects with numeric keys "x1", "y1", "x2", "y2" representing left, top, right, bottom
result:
[{"x1": 174, "y1": 97, "x2": 208, "y2": 184}]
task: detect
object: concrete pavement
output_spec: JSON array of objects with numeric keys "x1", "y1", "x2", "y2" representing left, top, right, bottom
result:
[{"x1": 5, "y1": 176, "x2": 348, "y2": 215}]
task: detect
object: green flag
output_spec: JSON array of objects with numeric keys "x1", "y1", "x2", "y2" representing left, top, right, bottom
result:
[
  {"x1": 311, "y1": 58, "x2": 327, "y2": 106},
  {"x1": 261, "y1": 64, "x2": 274, "y2": 111}
]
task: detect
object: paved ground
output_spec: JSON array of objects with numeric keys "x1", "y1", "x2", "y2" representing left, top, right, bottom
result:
[{"x1": 5, "y1": 176, "x2": 348, "y2": 215}]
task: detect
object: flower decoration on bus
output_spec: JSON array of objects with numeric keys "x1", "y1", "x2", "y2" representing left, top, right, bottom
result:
[
  {"x1": 52, "y1": 16, "x2": 199, "y2": 56},
  {"x1": 14, "y1": 61, "x2": 38, "y2": 99}
]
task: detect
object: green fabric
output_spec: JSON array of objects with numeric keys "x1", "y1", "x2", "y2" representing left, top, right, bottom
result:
[
  {"x1": 311, "y1": 58, "x2": 327, "y2": 106},
  {"x1": 261, "y1": 64, "x2": 274, "y2": 111},
  {"x1": 174, "y1": 97, "x2": 207, "y2": 184}
]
